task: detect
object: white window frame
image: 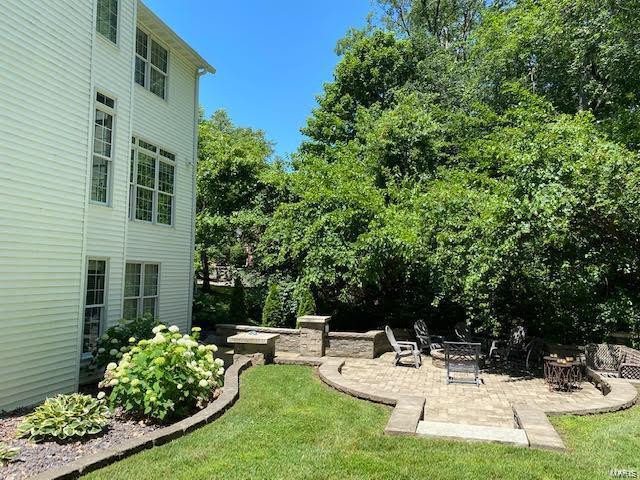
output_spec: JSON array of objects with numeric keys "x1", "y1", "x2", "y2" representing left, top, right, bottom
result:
[
  {"x1": 96, "y1": 0, "x2": 119, "y2": 45},
  {"x1": 90, "y1": 91, "x2": 116, "y2": 205},
  {"x1": 82, "y1": 258, "x2": 109, "y2": 359},
  {"x1": 134, "y1": 26, "x2": 169, "y2": 100},
  {"x1": 129, "y1": 136, "x2": 176, "y2": 226},
  {"x1": 123, "y1": 262, "x2": 160, "y2": 319}
]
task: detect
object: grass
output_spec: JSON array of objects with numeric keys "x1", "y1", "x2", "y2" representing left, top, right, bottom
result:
[{"x1": 86, "y1": 366, "x2": 640, "y2": 480}]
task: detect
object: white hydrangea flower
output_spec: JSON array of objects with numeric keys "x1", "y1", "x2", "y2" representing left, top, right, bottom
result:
[
  {"x1": 116, "y1": 352, "x2": 123, "y2": 358},
  {"x1": 98, "y1": 348, "x2": 105, "y2": 354},
  {"x1": 97, "y1": 391, "x2": 106, "y2": 400},
  {"x1": 101, "y1": 334, "x2": 109, "y2": 340},
  {"x1": 129, "y1": 337, "x2": 136, "y2": 343},
  {"x1": 217, "y1": 368, "x2": 225, "y2": 376},
  {"x1": 187, "y1": 377, "x2": 194, "y2": 384},
  {"x1": 169, "y1": 325, "x2": 180, "y2": 333},
  {"x1": 106, "y1": 362, "x2": 117, "y2": 371},
  {"x1": 198, "y1": 345, "x2": 206, "y2": 352},
  {"x1": 191, "y1": 327, "x2": 202, "y2": 332},
  {"x1": 111, "y1": 338, "x2": 119, "y2": 344},
  {"x1": 151, "y1": 325, "x2": 166, "y2": 334},
  {"x1": 198, "y1": 379, "x2": 208, "y2": 388},
  {"x1": 120, "y1": 346, "x2": 128, "y2": 352},
  {"x1": 177, "y1": 383, "x2": 183, "y2": 390},
  {"x1": 215, "y1": 358, "x2": 224, "y2": 367},
  {"x1": 109, "y1": 349, "x2": 118, "y2": 356},
  {"x1": 109, "y1": 378, "x2": 119, "y2": 386}
]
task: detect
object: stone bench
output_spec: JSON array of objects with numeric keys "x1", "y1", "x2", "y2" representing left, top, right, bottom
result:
[{"x1": 228, "y1": 332, "x2": 280, "y2": 365}]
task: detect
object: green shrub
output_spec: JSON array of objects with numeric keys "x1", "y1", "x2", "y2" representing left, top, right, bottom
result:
[
  {"x1": 192, "y1": 291, "x2": 231, "y2": 326},
  {"x1": 100, "y1": 325, "x2": 224, "y2": 422},
  {"x1": 92, "y1": 315, "x2": 158, "y2": 371},
  {"x1": 16, "y1": 394, "x2": 109, "y2": 442},
  {"x1": 0, "y1": 443, "x2": 19, "y2": 466},
  {"x1": 294, "y1": 282, "x2": 316, "y2": 317},
  {"x1": 261, "y1": 284, "x2": 284, "y2": 327},
  {"x1": 229, "y1": 277, "x2": 249, "y2": 324}
]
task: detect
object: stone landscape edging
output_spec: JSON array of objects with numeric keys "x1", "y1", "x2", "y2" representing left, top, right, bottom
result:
[{"x1": 29, "y1": 356, "x2": 253, "y2": 480}]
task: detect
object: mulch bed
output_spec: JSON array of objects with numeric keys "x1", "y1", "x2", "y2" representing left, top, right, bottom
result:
[{"x1": 0, "y1": 390, "x2": 222, "y2": 480}]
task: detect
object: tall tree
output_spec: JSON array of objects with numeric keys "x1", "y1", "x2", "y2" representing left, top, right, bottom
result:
[{"x1": 196, "y1": 110, "x2": 283, "y2": 292}]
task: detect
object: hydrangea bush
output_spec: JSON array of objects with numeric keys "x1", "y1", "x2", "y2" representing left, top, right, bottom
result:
[
  {"x1": 92, "y1": 315, "x2": 158, "y2": 371},
  {"x1": 99, "y1": 325, "x2": 224, "y2": 421}
]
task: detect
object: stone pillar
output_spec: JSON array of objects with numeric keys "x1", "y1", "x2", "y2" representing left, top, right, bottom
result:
[{"x1": 297, "y1": 315, "x2": 331, "y2": 357}]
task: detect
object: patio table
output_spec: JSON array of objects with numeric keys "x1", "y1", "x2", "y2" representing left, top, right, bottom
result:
[{"x1": 543, "y1": 356, "x2": 583, "y2": 392}]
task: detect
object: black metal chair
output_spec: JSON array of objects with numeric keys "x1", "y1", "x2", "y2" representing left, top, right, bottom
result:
[
  {"x1": 444, "y1": 341, "x2": 481, "y2": 386},
  {"x1": 414, "y1": 319, "x2": 445, "y2": 354}
]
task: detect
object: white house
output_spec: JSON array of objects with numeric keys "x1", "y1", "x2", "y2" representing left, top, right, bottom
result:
[{"x1": 0, "y1": 0, "x2": 214, "y2": 411}]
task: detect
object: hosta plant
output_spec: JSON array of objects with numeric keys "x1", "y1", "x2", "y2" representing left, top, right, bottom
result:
[
  {"x1": 0, "y1": 443, "x2": 20, "y2": 466},
  {"x1": 92, "y1": 315, "x2": 158, "y2": 371},
  {"x1": 100, "y1": 325, "x2": 224, "y2": 421},
  {"x1": 16, "y1": 394, "x2": 110, "y2": 442}
]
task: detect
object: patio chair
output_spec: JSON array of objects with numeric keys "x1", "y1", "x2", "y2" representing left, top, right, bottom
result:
[
  {"x1": 488, "y1": 325, "x2": 527, "y2": 363},
  {"x1": 444, "y1": 341, "x2": 481, "y2": 386},
  {"x1": 585, "y1": 343, "x2": 640, "y2": 380},
  {"x1": 454, "y1": 321, "x2": 489, "y2": 352},
  {"x1": 385, "y1": 325, "x2": 422, "y2": 368},
  {"x1": 414, "y1": 319, "x2": 444, "y2": 354}
]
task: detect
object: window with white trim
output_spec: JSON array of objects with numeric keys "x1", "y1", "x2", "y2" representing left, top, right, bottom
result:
[
  {"x1": 96, "y1": 0, "x2": 118, "y2": 44},
  {"x1": 130, "y1": 137, "x2": 175, "y2": 225},
  {"x1": 91, "y1": 92, "x2": 115, "y2": 204},
  {"x1": 135, "y1": 27, "x2": 168, "y2": 99},
  {"x1": 123, "y1": 263, "x2": 159, "y2": 319},
  {"x1": 83, "y1": 259, "x2": 107, "y2": 354}
]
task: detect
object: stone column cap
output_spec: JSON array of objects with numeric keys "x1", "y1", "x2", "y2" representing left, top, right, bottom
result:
[
  {"x1": 227, "y1": 332, "x2": 280, "y2": 345},
  {"x1": 297, "y1": 315, "x2": 331, "y2": 324}
]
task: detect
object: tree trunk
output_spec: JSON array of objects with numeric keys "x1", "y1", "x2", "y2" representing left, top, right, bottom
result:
[{"x1": 201, "y1": 250, "x2": 211, "y2": 293}]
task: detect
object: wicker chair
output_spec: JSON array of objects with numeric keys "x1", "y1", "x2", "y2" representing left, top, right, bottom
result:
[
  {"x1": 414, "y1": 319, "x2": 445, "y2": 354},
  {"x1": 585, "y1": 343, "x2": 640, "y2": 380}
]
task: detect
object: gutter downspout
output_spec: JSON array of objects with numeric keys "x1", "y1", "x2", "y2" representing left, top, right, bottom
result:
[{"x1": 187, "y1": 67, "x2": 208, "y2": 330}]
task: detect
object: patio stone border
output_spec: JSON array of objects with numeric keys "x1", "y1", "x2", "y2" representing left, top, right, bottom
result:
[
  {"x1": 29, "y1": 356, "x2": 253, "y2": 480},
  {"x1": 317, "y1": 357, "x2": 638, "y2": 451},
  {"x1": 318, "y1": 358, "x2": 425, "y2": 435}
]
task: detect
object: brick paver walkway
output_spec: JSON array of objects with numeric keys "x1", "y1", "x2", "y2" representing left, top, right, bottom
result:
[{"x1": 339, "y1": 353, "x2": 605, "y2": 429}]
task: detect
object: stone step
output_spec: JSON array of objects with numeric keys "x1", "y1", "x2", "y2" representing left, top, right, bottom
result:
[{"x1": 416, "y1": 420, "x2": 529, "y2": 447}]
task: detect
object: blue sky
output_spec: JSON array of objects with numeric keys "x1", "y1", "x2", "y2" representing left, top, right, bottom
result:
[{"x1": 144, "y1": 1, "x2": 373, "y2": 159}]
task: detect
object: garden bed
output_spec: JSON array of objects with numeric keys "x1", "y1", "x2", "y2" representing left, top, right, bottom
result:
[
  {"x1": 0, "y1": 393, "x2": 220, "y2": 480},
  {"x1": 1, "y1": 407, "x2": 160, "y2": 480}
]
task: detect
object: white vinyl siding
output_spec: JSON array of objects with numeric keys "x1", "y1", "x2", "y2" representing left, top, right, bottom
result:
[
  {"x1": 135, "y1": 27, "x2": 168, "y2": 99},
  {"x1": 0, "y1": 0, "x2": 95, "y2": 411},
  {"x1": 1, "y1": 0, "x2": 202, "y2": 411},
  {"x1": 96, "y1": 0, "x2": 118, "y2": 44},
  {"x1": 129, "y1": 137, "x2": 175, "y2": 225}
]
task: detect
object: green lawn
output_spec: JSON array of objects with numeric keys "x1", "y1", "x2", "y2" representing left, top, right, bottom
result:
[{"x1": 87, "y1": 366, "x2": 639, "y2": 480}]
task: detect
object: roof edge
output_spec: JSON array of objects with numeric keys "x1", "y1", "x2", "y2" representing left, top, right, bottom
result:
[{"x1": 137, "y1": 1, "x2": 215, "y2": 74}]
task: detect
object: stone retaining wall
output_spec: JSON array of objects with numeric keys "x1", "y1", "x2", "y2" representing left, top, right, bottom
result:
[
  {"x1": 216, "y1": 324, "x2": 300, "y2": 352},
  {"x1": 325, "y1": 331, "x2": 390, "y2": 359},
  {"x1": 215, "y1": 324, "x2": 392, "y2": 359}
]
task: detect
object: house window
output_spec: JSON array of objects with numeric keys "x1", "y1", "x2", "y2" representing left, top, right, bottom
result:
[
  {"x1": 91, "y1": 92, "x2": 115, "y2": 204},
  {"x1": 83, "y1": 259, "x2": 107, "y2": 355},
  {"x1": 130, "y1": 137, "x2": 175, "y2": 225},
  {"x1": 96, "y1": 0, "x2": 118, "y2": 44},
  {"x1": 123, "y1": 263, "x2": 159, "y2": 319},
  {"x1": 135, "y1": 27, "x2": 168, "y2": 99}
]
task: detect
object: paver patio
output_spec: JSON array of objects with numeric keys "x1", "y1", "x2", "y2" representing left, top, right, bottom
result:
[{"x1": 338, "y1": 352, "x2": 612, "y2": 429}]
